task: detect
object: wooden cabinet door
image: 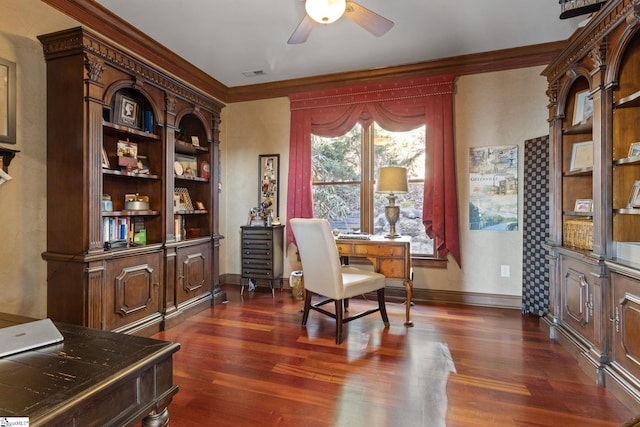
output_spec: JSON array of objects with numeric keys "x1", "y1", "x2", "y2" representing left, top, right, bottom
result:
[
  {"x1": 611, "y1": 272, "x2": 640, "y2": 379},
  {"x1": 176, "y1": 242, "x2": 211, "y2": 306},
  {"x1": 560, "y1": 256, "x2": 596, "y2": 344},
  {"x1": 103, "y1": 251, "x2": 162, "y2": 331}
]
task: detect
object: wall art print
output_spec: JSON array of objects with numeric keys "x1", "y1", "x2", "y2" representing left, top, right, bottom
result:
[{"x1": 469, "y1": 145, "x2": 518, "y2": 231}]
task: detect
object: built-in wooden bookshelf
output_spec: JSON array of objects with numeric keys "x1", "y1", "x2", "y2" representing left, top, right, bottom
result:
[
  {"x1": 542, "y1": 0, "x2": 640, "y2": 412},
  {"x1": 39, "y1": 27, "x2": 225, "y2": 336}
]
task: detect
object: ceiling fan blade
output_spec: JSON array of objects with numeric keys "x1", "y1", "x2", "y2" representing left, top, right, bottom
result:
[
  {"x1": 344, "y1": 1, "x2": 394, "y2": 37},
  {"x1": 288, "y1": 14, "x2": 316, "y2": 44}
]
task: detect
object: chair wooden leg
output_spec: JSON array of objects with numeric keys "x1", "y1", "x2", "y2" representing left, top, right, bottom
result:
[
  {"x1": 335, "y1": 299, "x2": 344, "y2": 344},
  {"x1": 302, "y1": 291, "x2": 312, "y2": 326},
  {"x1": 344, "y1": 298, "x2": 349, "y2": 312},
  {"x1": 378, "y1": 288, "x2": 390, "y2": 327}
]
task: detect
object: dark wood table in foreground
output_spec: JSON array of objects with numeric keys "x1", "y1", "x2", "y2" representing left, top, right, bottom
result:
[{"x1": 0, "y1": 313, "x2": 180, "y2": 426}]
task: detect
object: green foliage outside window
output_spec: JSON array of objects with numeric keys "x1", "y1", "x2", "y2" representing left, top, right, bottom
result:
[{"x1": 311, "y1": 123, "x2": 434, "y2": 255}]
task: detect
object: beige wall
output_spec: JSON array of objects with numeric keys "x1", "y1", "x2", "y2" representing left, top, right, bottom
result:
[
  {"x1": 220, "y1": 67, "x2": 551, "y2": 300},
  {"x1": 0, "y1": 0, "x2": 550, "y2": 318},
  {"x1": 219, "y1": 98, "x2": 293, "y2": 278},
  {"x1": 0, "y1": 0, "x2": 78, "y2": 317}
]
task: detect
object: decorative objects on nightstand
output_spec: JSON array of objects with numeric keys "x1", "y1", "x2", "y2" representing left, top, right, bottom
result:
[
  {"x1": 375, "y1": 166, "x2": 408, "y2": 238},
  {"x1": 259, "y1": 154, "x2": 279, "y2": 217}
]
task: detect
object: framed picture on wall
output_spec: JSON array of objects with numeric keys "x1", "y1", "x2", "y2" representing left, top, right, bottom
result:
[
  {"x1": 258, "y1": 154, "x2": 279, "y2": 218},
  {"x1": 0, "y1": 58, "x2": 16, "y2": 144}
]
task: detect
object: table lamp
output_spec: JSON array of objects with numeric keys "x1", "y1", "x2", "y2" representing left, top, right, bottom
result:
[{"x1": 376, "y1": 166, "x2": 408, "y2": 238}]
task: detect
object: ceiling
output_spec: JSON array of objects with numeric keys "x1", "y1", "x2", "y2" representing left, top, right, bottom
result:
[{"x1": 93, "y1": 0, "x2": 586, "y2": 89}]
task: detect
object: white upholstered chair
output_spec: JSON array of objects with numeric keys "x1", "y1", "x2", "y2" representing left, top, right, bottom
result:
[{"x1": 289, "y1": 218, "x2": 390, "y2": 344}]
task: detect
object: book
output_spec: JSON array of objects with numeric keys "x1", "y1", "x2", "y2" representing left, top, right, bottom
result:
[
  {"x1": 174, "y1": 215, "x2": 184, "y2": 241},
  {"x1": 132, "y1": 217, "x2": 146, "y2": 245}
]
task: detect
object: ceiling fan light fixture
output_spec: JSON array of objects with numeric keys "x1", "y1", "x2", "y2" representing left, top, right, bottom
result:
[{"x1": 305, "y1": 0, "x2": 347, "y2": 24}]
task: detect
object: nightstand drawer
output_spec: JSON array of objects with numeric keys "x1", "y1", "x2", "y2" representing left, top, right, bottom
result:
[
  {"x1": 243, "y1": 239, "x2": 273, "y2": 250},
  {"x1": 242, "y1": 258, "x2": 273, "y2": 269},
  {"x1": 242, "y1": 249, "x2": 273, "y2": 258},
  {"x1": 242, "y1": 268, "x2": 275, "y2": 279},
  {"x1": 242, "y1": 229, "x2": 273, "y2": 239}
]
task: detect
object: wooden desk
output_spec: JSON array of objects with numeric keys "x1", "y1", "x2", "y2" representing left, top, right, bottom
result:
[
  {"x1": 0, "y1": 313, "x2": 179, "y2": 426},
  {"x1": 336, "y1": 236, "x2": 414, "y2": 326}
]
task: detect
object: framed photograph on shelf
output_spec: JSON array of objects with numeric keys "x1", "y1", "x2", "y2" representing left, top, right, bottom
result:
[
  {"x1": 116, "y1": 140, "x2": 138, "y2": 169},
  {"x1": 574, "y1": 199, "x2": 593, "y2": 213},
  {"x1": 114, "y1": 93, "x2": 141, "y2": 129},
  {"x1": 101, "y1": 147, "x2": 110, "y2": 169},
  {"x1": 572, "y1": 89, "x2": 593, "y2": 125},
  {"x1": 258, "y1": 154, "x2": 279, "y2": 217},
  {"x1": 628, "y1": 180, "x2": 640, "y2": 208},
  {"x1": 175, "y1": 154, "x2": 197, "y2": 177},
  {"x1": 570, "y1": 141, "x2": 593, "y2": 171},
  {"x1": 174, "y1": 187, "x2": 193, "y2": 211},
  {"x1": 628, "y1": 142, "x2": 640, "y2": 158}
]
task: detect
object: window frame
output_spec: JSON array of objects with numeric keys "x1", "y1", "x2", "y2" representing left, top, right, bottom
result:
[{"x1": 311, "y1": 122, "x2": 446, "y2": 264}]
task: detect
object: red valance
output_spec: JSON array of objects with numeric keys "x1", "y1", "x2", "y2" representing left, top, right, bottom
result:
[{"x1": 286, "y1": 75, "x2": 461, "y2": 267}]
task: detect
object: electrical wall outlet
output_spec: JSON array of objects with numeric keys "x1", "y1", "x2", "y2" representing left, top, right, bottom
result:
[{"x1": 501, "y1": 265, "x2": 510, "y2": 277}]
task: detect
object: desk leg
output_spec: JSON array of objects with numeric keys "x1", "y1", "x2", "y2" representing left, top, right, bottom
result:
[
  {"x1": 404, "y1": 279, "x2": 414, "y2": 327},
  {"x1": 142, "y1": 407, "x2": 169, "y2": 427}
]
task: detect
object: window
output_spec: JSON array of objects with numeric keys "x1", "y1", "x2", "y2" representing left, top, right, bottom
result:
[{"x1": 311, "y1": 122, "x2": 434, "y2": 256}]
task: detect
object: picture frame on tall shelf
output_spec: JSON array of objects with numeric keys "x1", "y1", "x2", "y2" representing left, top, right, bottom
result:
[
  {"x1": 572, "y1": 89, "x2": 593, "y2": 125},
  {"x1": 628, "y1": 142, "x2": 640, "y2": 158},
  {"x1": 258, "y1": 154, "x2": 279, "y2": 217},
  {"x1": 114, "y1": 93, "x2": 141, "y2": 129},
  {"x1": 175, "y1": 154, "x2": 197, "y2": 177},
  {"x1": 569, "y1": 141, "x2": 593, "y2": 171},
  {"x1": 101, "y1": 147, "x2": 110, "y2": 169},
  {"x1": 116, "y1": 140, "x2": 138, "y2": 170},
  {"x1": 0, "y1": 57, "x2": 16, "y2": 144},
  {"x1": 627, "y1": 180, "x2": 640, "y2": 208},
  {"x1": 574, "y1": 199, "x2": 593, "y2": 213},
  {"x1": 174, "y1": 187, "x2": 193, "y2": 211}
]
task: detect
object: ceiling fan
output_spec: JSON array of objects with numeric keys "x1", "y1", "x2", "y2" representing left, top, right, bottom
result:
[{"x1": 288, "y1": 0, "x2": 394, "y2": 45}]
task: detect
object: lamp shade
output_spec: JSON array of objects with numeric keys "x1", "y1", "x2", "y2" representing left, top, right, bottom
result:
[
  {"x1": 376, "y1": 167, "x2": 408, "y2": 194},
  {"x1": 305, "y1": 0, "x2": 346, "y2": 24}
]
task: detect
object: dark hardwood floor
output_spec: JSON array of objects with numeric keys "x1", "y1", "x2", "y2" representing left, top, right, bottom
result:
[{"x1": 150, "y1": 285, "x2": 635, "y2": 427}]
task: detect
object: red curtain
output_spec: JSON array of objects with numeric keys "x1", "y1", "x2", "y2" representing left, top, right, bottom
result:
[{"x1": 286, "y1": 74, "x2": 461, "y2": 267}]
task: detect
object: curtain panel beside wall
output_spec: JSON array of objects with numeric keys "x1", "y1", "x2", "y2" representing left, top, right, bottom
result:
[{"x1": 287, "y1": 74, "x2": 461, "y2": 267}]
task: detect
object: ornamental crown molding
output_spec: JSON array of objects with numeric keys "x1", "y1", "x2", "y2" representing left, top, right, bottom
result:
[
  {"x1": 38, "y1": 27, "x2": 224, "y2": 114},
  {"x1": 543, "y1": 0, "x2": 632, "y2": 83}
]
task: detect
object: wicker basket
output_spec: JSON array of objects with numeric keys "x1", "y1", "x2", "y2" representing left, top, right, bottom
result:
[{"x1": 563, "y1": 219, "x2": 593, "y2": 250}]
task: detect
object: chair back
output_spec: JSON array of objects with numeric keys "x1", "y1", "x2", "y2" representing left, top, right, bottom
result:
[{"x1": 290, "y1": 218, "x2": 344, "y2": 299}]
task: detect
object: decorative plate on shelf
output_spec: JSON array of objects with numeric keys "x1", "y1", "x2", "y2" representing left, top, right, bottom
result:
[{"x1": 174, "y1": 161, "x2": 184, "y2": 176}]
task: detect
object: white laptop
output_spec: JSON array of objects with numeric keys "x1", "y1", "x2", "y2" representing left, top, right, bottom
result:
[{"x1": 0, "y1": 318, "x2": 64, "y2": 357}]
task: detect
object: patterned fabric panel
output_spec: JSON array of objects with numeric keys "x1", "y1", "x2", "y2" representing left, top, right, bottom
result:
[{"x1": 522, "y1": 135, "x2": 550, "y2": 317}]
